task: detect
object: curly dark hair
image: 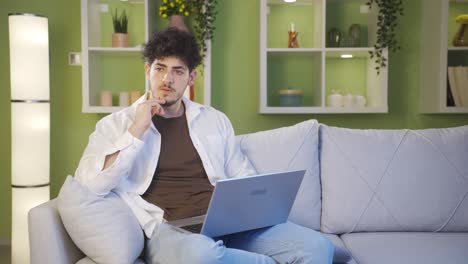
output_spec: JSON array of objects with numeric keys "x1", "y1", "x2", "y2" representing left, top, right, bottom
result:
[{"x1": 142, "y1": 27, "x2": 202, "y2": 72}]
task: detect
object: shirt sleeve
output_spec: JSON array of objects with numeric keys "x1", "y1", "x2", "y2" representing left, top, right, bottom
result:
[
  {"x1": 220, "y1": 113, "x2": 258, "y2": 178},
  {"x1": 74, "y1": 119, "x2": 144, "y2": 196}
]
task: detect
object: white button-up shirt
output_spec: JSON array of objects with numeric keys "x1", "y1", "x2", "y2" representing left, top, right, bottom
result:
[{"x1": 74, "y1": 96, "x2": 257, "y2": 238}]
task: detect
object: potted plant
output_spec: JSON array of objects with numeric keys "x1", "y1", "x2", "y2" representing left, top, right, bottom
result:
[
  {"x1": 159, "y1": 0, "x2": 218, "y2": 60},
  {"x1": 111, "y1": 8, "x2": 129, "y2": 47},
  {"x1": 366, "y1": 0, "x2": 404, "y2": 74},
  {"x1": 159, "y1": 0, "x2": 190, "y2": 31}
]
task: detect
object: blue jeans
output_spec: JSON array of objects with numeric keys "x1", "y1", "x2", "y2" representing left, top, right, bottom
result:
[{"x1": 145, "y1": 222, "x2": 334, "y2": 264}]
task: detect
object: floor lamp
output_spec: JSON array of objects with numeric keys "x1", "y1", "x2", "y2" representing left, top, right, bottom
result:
[{"x1": 8, "y1": 13, "x2": 50, "y2": 264}]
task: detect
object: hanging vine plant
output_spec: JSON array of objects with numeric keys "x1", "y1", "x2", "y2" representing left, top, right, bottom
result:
[
  {"x1": 191, "y1": 0, "x2": 218, "y2": 60},
  {"x1": 366, "y1": 0, "x2": 404, "y2": 74}
]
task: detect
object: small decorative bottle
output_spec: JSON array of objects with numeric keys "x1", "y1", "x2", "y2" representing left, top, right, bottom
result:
[
  {"x1": 453, "y1": 14, "x2": 468, "y2": 47},
  {"x1": 288, "y1": 23, "x2": 299, "y2": 48},
  {"x1": 327, "y1": 27, "x2": 342, "y2": 47},
  {"x1": 348, "y1": 24, "x2": 362, "y2": 47}
]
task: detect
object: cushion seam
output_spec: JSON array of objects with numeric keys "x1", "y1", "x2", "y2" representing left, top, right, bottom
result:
[
  {"x1": 408, "y1": 130, "x2": 468, "y2": 232},
  {"x1": 410, "y1": 130, "x2": 468, "y2": 184},
  {"x1": 323, "y1": 128, "x2": 403, "y2": 233},
  {"x1": 349, "y1": 130, "x2": 409, "y2": 233},
  {"x1": 286, "y1": 122, "x2": 316, "y2": 170},
  {"x1": 436, "y1": 190, "x2": 468, "y2": 232}
]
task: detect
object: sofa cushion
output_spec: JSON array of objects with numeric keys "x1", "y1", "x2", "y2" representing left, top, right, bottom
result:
[
  {"x1": 76, "y1": 257, "x2": 145, "y2": 264},
  {"x1": 57, "y1": 176, "x2": 144, "y2": 264},
  {"x1": 320, "y1": 125, "x2": 468, "y2": 234},
  {"x1": 322, "y1": 234, "x2": 353, "y2": 263},
  {"x1": 341, "y1": 232, "x2": 468, "y2": 264},
  {"x1": 236, "y1": 119, "x2": 321, "y2": 230}
]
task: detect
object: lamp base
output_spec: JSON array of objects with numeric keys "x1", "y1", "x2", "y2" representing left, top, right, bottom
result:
[{"x1": 11, "y1": 186, "x2": 49, "y2": 264}]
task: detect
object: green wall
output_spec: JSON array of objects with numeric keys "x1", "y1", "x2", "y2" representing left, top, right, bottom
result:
[{"x1": 0, "y1": 0, "x2": 467, "y2": 241}]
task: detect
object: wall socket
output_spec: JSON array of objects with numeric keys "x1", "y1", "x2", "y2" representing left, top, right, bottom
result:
[
  {"x1": 69, "y1": 52, "x2": 82, "y2": 66},
  {"x1": 100, "y1": 4, "x2": 109, "y2": 13},
  {"x1": 360, "y1": 5, "x2": 370, "y2": 14}
]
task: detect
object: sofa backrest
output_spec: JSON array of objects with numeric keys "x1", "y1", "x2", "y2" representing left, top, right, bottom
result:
[
  {"x1": 236, "y1": 119, "x2": 322, "y2": 230},
  {"x1": 319, "y1": 124, "x2": 468, "y2": 234}
]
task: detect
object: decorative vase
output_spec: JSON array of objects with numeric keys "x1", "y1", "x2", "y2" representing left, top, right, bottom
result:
[
  {"x1": 119, "y1": 92, "x2": 130, "y2": 107},
  {"x1": 288, "y1": 31, "x2": 299, "y2": 48},
  {"x1": 347, "y1": 24, "x2": 361, "y2": 47},
  {"x1": 279, "y1": 88, "x2": 304, "y2": 106},
  {"x1": 100, "y1": 91, "x2": 113, "y2": 106},
  {"x1": 288, "y1": 23, "x2": 299, "y2": 48},
  {"x1": 354, "y1": 95, "x2": 366, "y2": 107},
  {"x1": 327, "y1": 28, "x2": 342, "y2": 47},
  {"x1": 169, "y1": 15, "x2": 189, "y2": 32},
  {"x1": 453, "y1": 23, "x2": 468, "y2": 47},
  {"x1": 342, "y1": 93, "x2": 354, "y2": 108},
  {"x1": 327, "y1": 91, "x2": 343, "y2": 107},
  {"x1": 112, "y1": 33, "x2": 128, "y2": 47}
]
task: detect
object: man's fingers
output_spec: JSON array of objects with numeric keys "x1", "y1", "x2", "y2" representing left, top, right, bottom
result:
[
  {"x1": 145, "y1": 98, "x2": 166, "y2": 105},
  {"x1": 138, "y1": 98, "x2": 166, "y2": 116},
  {"x1": 151, "y1": 104, "x2": 165, "y2": 116}
]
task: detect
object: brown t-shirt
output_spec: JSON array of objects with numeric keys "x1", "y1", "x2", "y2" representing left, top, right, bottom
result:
[{"x1": 141, "y1": 111, "x2": 214, "y2": 221}]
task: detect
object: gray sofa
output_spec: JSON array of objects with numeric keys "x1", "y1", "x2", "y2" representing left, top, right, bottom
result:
[{"x1": 29, "y1": 120, "x2": 468, "y2": 264}]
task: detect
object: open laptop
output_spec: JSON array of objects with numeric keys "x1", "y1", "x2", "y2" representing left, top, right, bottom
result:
[{"x1": 167, "y1": 169, "x2": 305, "y2": 238}]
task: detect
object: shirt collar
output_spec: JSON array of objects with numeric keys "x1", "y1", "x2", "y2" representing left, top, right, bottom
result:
[{"x1": 182, "y1": 96, "x2": 208, "y2": 123}]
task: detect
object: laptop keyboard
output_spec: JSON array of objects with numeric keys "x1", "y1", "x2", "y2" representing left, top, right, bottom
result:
[{"x1": 179, "y1": 223, "x2": 203, "y2": 233}]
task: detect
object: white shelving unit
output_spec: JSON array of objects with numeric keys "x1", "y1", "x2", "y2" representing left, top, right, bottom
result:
[
  {"x1": 81, "y1": 0, "x2": 211, "y2": 113},
  {"x1": 260, "y1": 0, "x2": 388, "y2": 114},
  {"x1": 420, "y1": 0, "x2": 468, "y2": 113},
  {"x1": 88, "y1": 47, "x2": 143, "y2": 52}
]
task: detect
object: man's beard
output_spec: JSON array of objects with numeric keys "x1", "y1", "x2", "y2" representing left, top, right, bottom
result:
[
  {"x1": 160, "y1": 91, "x2": 182, "y2": 107},
  {"x1": 155, "y1": 82, "x2": 186, "y2": 107},
  {"x1": 160, "y1": 99, "x2": 176, "y2": 107}
]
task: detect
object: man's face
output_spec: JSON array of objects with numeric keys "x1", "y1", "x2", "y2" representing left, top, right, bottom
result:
[{"x1": 145, "y1": 56, "x2": 196, "y2": 107}]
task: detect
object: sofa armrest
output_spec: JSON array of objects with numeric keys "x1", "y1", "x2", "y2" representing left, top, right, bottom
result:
[{"x1": 28, "y1": 199, "x2": 84, "y2": 264}]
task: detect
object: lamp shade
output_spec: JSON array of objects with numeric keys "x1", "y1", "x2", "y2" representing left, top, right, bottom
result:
[
  {"x1": 9, "y1": 14, "x2": 49, "y2": 101},
  {"x1": 11, "y1": 103, "x2": 50, "y2": 186}
]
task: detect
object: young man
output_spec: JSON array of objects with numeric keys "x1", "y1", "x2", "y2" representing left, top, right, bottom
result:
[{"x1": 75, "y1": 27, "x2": 334, "y2": 264}]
